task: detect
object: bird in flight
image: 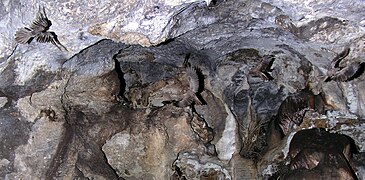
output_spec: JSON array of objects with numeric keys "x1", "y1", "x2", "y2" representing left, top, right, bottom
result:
[
  {"x1": 249, "y1": 54, "x2": 276, "y2": 81},
  {"x1": 174, "y1": 54, "x2": 207, "y2": 107},
  {"x1": 324, "y1": 47, "x2": 364, "y2": 82},
  {"x1": 15, "y1": 6, "x2": 67, "y2": 51}
]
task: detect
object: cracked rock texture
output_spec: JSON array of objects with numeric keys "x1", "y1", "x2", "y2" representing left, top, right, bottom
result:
[{"x1": 1, "y1": 0, "x2": 365, "y2": 179}]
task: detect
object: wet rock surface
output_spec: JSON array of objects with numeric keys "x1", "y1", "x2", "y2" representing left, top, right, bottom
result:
[{"x1": 1, "y1": 0, "x2": 365, "y2": 179}]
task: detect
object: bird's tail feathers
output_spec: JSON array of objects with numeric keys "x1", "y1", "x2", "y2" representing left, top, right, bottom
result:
[
  {"x1": 186, "y1": 66, "x2": 200, "y2": 93},
  {"x1": 15, "y1": 27, "x2": 34, "y2": 44},
  {"x1": 36, "y1": 32, "x2": 68, "y2": 51}
]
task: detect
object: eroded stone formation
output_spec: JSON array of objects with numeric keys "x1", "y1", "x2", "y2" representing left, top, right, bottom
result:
[{"x1": 0, "y1": 0, "x2": 365, "y2": 179}]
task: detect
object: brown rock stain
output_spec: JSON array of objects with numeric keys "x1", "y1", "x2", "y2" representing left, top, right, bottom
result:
[{"x1": 144, "y1": 128, "x2": 168, "y2": 180}]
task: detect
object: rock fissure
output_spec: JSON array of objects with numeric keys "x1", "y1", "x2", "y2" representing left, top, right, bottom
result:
[
  {"x1": 2, "y1": 45, "x2": 18, "y2": 64},
  {"x1": 44, "y1": 72, "x2": 73, "y2": 179},
  {"x1": 101, "y1": 148, "x2": 122, "y2": 180},
  {"x1": 112, "y1": 50, "x2": 129, "y2": 104},
  {"x1": 44, "y1": 123, "x2": 73, "y2": 180},
  {"x1": 1, "y1": 0, "x2": 365, "y2": 179}
]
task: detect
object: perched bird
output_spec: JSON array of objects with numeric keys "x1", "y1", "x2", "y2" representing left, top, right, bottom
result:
[
  {"x1": 39, "y1": 107, "x2": 57, "y2": 121},
  {"x1": 325, "y1": 47, "x2": 364, "y2": 82},
  {"x1": 15, "y1": 7, "x2": 67, "y2": 51},
  {"x1": 249, "y1": 55, "x2": 275, "y2": 81},
  {"x1": 174, "y1": 54, "x2": 206, "y2": 107}
]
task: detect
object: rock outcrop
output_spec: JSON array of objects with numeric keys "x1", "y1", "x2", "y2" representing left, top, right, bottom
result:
[{"x1": 0, "y1": 0, "x2": 364, "y2": 179}]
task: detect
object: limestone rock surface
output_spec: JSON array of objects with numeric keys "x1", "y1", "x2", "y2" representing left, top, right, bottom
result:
[{"x1": 1, "y1": 0, "x2": 365, "y2": 179}]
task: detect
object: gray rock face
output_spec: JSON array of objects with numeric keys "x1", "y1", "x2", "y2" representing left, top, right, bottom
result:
[
  {"x1": 1, "y1": 0, "x2": 365, "y2": 179},
  {"x1": 172, "y1": 151, "x2": 231, "y2": 179}
]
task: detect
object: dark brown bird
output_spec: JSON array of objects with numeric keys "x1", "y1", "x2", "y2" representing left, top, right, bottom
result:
[
  {"x1": 249, "y1": 55, "x2": 275, "y2": 81},
  {"x1": 174, "y1": 54, "x2": 206, "y2": 107},
  {"x1": 325, "y1": 47, "x2": 364, "y2": 82},
  {"x1": 327, "y1": 61, "x2": 363, "y2": 82},
  {"x1": 15, "y1": 7, "x2": 67, "y2": 51},
  {"x1": 331, "y1": 47, "x2": 350, "y2": 69}
]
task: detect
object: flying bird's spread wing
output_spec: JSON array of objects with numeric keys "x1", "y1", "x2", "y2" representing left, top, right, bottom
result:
[
  {"x1": 324, "y1": 47, "x2": 365, "y2": 82},
  {"x1": 183, "y1": 53, "x2": 203, "y2": 93},
  {"x1": 331, "y1": 47, "x2": 350, "y2": 68},
  {"x1": 260, "y1": 71, "x2": 274, "y2": 81},
  {"x1": 15, "y1": 6, "x2": 67, "y2": 51},
  {"x1": 30, "y1": 6, "x2": 52, "y2": 32},
  {"x1": 175, "y1": 92, "x2": 195, "y2": 107},
  {"x1": 36, "y1": 31, "x2": 55, "y2": 43},
  {"x1": 186, "y1": 66, "x2": 200, "y2": 93},
  {"x1": 36, "y1": 31, "x2": 67, "y2": 51},
  {"x1": 176, "y1": 66, "x2": 205, "y2": 107},
  {"x1": 175, "y1": 91, "x2": 203, "y2": 107},
  {"x1": 262, "y1": 55, "x2": 275, "y2": 72},
  {"x1": 173, "y1": 54, "x2": 206, "y2": 107},
  {"x1": 15, "y1": 27, "x2": 34, "y2": 44},
  {"x1": 250, "y1": 55, "x2": 275, "y2": 81},
  {"x1": 330, "y1": 62, "x2": 360, "y2": 82}
]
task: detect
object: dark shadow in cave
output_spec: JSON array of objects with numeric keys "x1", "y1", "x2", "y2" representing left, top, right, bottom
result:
[
  {"x1": 45, "y1": 121, "x2": 74, "y2": 179},
  {"x1": 347, "y1": 62, "x2": 365, "y2": 81},
  {"x1": 113, "y1": 52, "x2": 130, "y2": 105},
  {"x1": 156, "y1": 37, "x2": 176, "y2": 46},
  {"x1": 113, "y1": 55, "x2": 126, "y2": 97},
  {"x1": 65, "y1": 109, "x2": 122, "y2": 179},
  {"x1": 270, "y1": 129, "x2": 359, "y2": 180}
]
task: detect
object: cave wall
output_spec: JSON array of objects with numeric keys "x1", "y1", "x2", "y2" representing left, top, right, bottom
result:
[{"x1": 0, "y1": 0, "x2": 365, "y2": 179}]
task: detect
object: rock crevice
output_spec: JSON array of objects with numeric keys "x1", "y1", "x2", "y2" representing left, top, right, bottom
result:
[{"x1": 0, "y1": 0, "x2": 365, "y2": 179}]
